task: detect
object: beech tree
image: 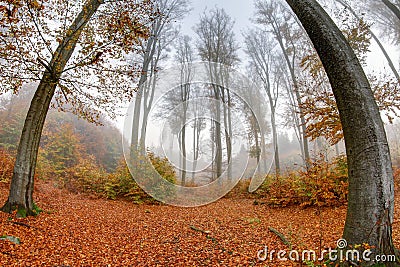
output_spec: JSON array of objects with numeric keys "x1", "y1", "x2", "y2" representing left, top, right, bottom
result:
[
  {"x1": 244, "y1": 29, "x2": 281, "y2": 175},
  {"x1": 285, "y1": 0, "x2": 397, "y2": 264},
  {"x1": 299, "y1": 11, "x2": 400, "y2": 146},
  {"x1": 194, "y1": 8, "x2": 239, "y2": 180},
  {"x1": 254, "y1": 0, "x2": 312, "y2": 167},
  {"x1": 367, "y1": 0, "x2": 400, "y2": 45},
  {"x1": 0, "y1": 0, "x2": 152, "y2": 216},
  {"x1": 334, "y1": 0, "x2": 400, "y2": 82},
  {"x1": 175, "y1": 35, "x2": 194, "y2": 185},
  {"x1": 130, "y1": 0, "x2": 189, "y2": 153},
  {"x1": 382, "y1": 0, "x2": 400, "y2": 20}
]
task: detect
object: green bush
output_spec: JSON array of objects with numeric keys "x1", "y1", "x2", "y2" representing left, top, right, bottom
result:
[
  {"x1": 89, "y1": 152, "x2": 177, "y2": 203},
  {"x1": 64, "y1": 155, "x2": 106, "y2": 193}
]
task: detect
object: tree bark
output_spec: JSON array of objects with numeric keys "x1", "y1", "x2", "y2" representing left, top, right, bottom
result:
[
  {"x1": 180, "y1": 119, "x2": 187, "y2": 185},
  {"x1": 131, "y1": 34, "x2": 157, "y2": 154},
  {"x1": 270, "y1": 108, "x2": 280, "y2": 176},
  {"x1": 1, "y1": 0, "x2": 104, "y2": 216},
  {"x1": 267, "y1": 12, "x2": 310, "y2": 167},
  {"x1": 285, "y1": 0, "x2": 396, "y2": 264},
  {"x1": 335, "y1": 0, "x2": 400, "y2": 82},
  {"x1": 221, "y1": 86, "x2": 232, "y2": 180},
  {"x1": 191, "y1": 116, "x2": 202, "y2": 183},
  {"x1": 214, "y1": 86, "x2": 223, "y2": 180},
  {"x1": 382, "y1": 0, "x2": 400, "y2": 21}
]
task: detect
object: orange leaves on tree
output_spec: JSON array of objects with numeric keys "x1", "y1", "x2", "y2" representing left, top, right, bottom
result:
[
  {"x1": 299, "y1": 85, "x2": 344, "y2": 145},
  {"x1": 0, "y1": 0, "x2": 154, "y2": 122},
  {"x1": 298, "y1": 15, "x2": 400, "y2": 145}
]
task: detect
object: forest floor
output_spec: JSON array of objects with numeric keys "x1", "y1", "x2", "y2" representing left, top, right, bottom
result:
[{"x1": 1, "y1": 181, "x2": 400, "y2": 266}]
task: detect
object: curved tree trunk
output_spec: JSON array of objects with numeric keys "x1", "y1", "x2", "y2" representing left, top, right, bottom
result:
[
  {"x1": 383, "y1": 0, "x2": 400, "y2": 21},
  {"x1": 1, "y1": 0, "x2": 104, "y2": 216},
  {"x1": 285, "y1": 0, "x2": 396, "y2": 264},
  {"x1": 335, "y1": 0, "x2": 400, "y2": 82}
]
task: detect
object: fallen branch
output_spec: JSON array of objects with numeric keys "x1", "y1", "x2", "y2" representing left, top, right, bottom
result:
[
  {"x1": 9, "y1": 220, "x2": 44, "y2": 232},
  {"x1": 189, "y1": 225, "x2": 210, "y2": 235},
  {"x1": 190, "y1": 225, "x2": 219, "y2": 251},
  {"x1": 10, "y1": 221, "x2": 31, "y2": 228},
  {"x1": 268, "y1": 227, "x2": 291, "y2": 247}
]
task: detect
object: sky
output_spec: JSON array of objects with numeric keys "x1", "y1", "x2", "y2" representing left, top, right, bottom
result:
[
  {"x1": 180, "y1": 0, "x2": 254, "y2": 38},
  {"x1": 119, "y1": 0, "x2": 400, "y2": 144},
  {"x1": 178, "y1": 0, "x2": 255, "y2": 68},
  {"x1": 177, "y1": 0, "x2": 399, "y2": 71}
]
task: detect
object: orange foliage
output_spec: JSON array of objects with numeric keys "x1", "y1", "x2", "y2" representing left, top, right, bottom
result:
[
  {"x1": 298, "y1": 17, "x2": 400, "y2": 145},
  {"x1": 0, "y1": 149, "x2": 14, "y2": 183},
  {"x1": 257, "y1": 155, "x2": 348, "y2": 207},
  {"x1": 0, "y1": 180, "x2": 351, "y2": 266}
]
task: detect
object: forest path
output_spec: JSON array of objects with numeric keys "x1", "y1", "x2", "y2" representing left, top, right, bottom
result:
[{"x1": 1, "y1": 180, "x2": 399, "y2": 266}]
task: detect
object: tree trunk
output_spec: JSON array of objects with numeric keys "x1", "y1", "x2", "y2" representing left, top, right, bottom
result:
[
  {"x1": 335, "y1": 0, "x2": 400, "y2": 82},
  {"x1": 191, "y1": 118, "x2": 197, "y2": 183},
  {"x1": 383, "y1": 0, "x2": 400, "y2": 21},
  {"x1": 210, "y1": 118, "x2": 215, "y2": 181},
  {"x1": 192, "y1": 117, "x2": 202, "y2": 183},
  {"x1": 271, "y1": 109, "x2": 280, "y2": 176},
  {"x1": 269, "y1": 15, "x2": 310, "y2": 167},
  {"x1": 254, "y1": 125, "x2": 261, "y2": 174},
  {"x1": 225, "y1": 89, "x2": 233, "y2": 180},
  {"x1": 222, "y1": 88, "x2": 232, "y2": 180},
  {"x1": 260, "y1": 131, "x2": 268, "y2": 174},
  {"x1": 181, "y1": 120, "x2": 186, "y2": 185},
  {"x1": 284, "y1": 80, "x2": 306, "y2": 162},
  {"x1": 214, "y1": 88, "x2": 223, "y2": 180},
  {"x1": 266, "y1": 80, "x2": 280, "y2": 176},
  {"x1": 1, "y1": 0, "x2": 103, "y2": 216},
  {"x1": 139, "y1": 66, "x2": 157, "y2": 152},
  {"x1": 131, "y1": 38, "x2": 155, "y2": 153},
  {"x1": 285, "y1": 0, "x2": 396, "y2": 264}
]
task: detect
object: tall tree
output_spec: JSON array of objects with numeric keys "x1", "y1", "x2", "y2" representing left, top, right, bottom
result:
[
  {"x1": 254, "y1": 0, "x2": 311, "y2": 167},
  {"x1": 366, "y1": 0, "x2": 400, "y2": 44},
  {"x1": 244, "y1": 29, "x2": 281, "y2": 175},
  {"x1": 130, "y1": 0, "x2": 189, "y2": 153},
  {"x1": 175, "y1": 35, "x2": 194, "y2": 185},
  {"x1": 285, "y1": 0, "x2": 397, "y2": 263},
  {"x1": 335, "y1": 0, "x2": 400, "y2": 82},
  {"x1": 299, "y1": 13, "x2": 400, "y2": 146},
  {"x1": 189, "y1": 97, "x2": 207, "y2": 183},
  {"x1": 195, "y1": 8, "x2": 239, "y2": 180},
  {"x1": 0, "y1": 0, "x2": 151, "y2": 215},
  {"x1": 382, "y1": 0, "x2": 400, "y2": 21}
]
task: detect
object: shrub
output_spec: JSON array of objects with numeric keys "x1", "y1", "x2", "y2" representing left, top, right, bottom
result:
[
  {"x1": 102, "y1": 159, "x2": 148, "y2": 202},
  {"x1": 256, "y1": 155, "x2": 348, "y2": 207},
  {"x1": 296, "y1": 155, "x2": 348, "y2": 207},
  {"x1": 259, "y1": 173, "x2": 300, "y2": 206},
  {"x1": 62, "y1": 151, "x2": 177, "y2": 204},
  {"x1": 64, "y1": 155, "x2": 107, "y2": 194},
  {"x1": 118, "y1": 151, "x2": 177, "y2": 203}
]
